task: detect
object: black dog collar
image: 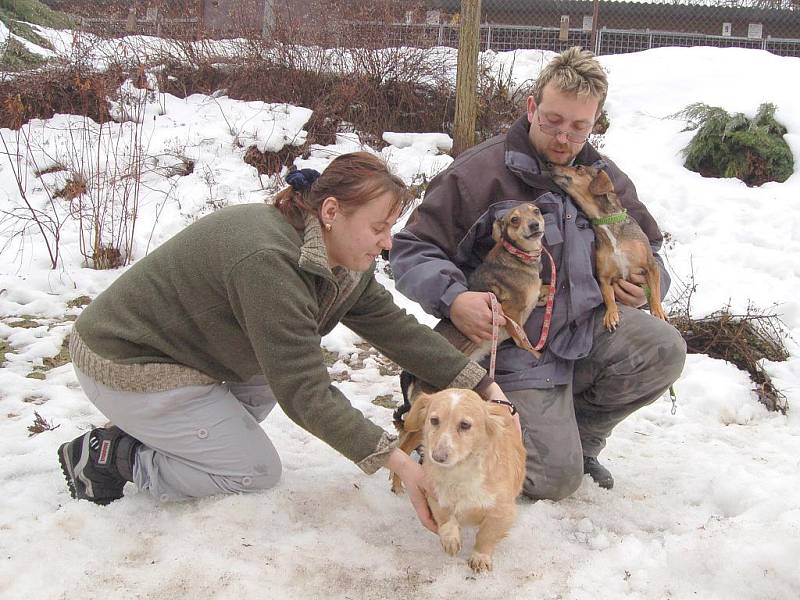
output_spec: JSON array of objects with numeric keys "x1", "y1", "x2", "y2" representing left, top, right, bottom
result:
[{"x1": 489, "y1": 399, "x2": 518, "y2": 416}]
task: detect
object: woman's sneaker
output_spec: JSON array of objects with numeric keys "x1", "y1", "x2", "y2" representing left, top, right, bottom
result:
[{"x1": 58, "y1": 426, "x2": 140, "y2": 505}]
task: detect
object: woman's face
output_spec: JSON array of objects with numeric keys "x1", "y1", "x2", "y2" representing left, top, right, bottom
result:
[{"x1": 323, "y1": 191, "x2": 401, "y2": 272}]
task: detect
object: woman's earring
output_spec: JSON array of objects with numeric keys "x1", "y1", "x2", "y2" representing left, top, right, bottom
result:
[{"x1": 324, "y1": 223, "x2": 332, "y2": 232}]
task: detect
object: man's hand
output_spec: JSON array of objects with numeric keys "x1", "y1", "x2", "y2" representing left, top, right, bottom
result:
[
  {"x1": 386, "y1": 448, "x2": 438, "y2": 533},
  {"x1": 613, "y1": 269, "x2": 647, "y2": 308},
  {"x1": 450, "y1": 292, "x2": 506, "y2": 344}
]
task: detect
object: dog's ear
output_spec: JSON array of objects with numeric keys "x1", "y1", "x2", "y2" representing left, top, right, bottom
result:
[
  {"x1": 485, "y1": 402, "x2": 511, "y2": 437},
  {"x1": 492, "y1": 217, "x2": 505, "y2": 243},
  {"x1": 491, "y1": 208, "x2": 512, "y2": 242},
  {"x1": 589, "y1": 169, "x2": 614, "y2": 196},
  {"x1": 403, "y1": 393, "x2": 431, "y2": 432}
]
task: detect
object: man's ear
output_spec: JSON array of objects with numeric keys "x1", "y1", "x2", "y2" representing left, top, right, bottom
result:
[
  {"x1": 589, "y1": 170, "x2": 615, "y2": 196},
  {"x1": 526, "y1": 96, "x2": 537, "y2": 123},
  {"x1": 403, "y1": 394, "x2": 431, "y2": 433}
]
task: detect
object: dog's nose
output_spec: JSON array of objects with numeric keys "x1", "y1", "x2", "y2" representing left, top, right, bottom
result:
[
  {"x1": 528, "y1": 222, "x2": 541, "y2": 234},
  {"x1": 431, "y1": 446, "x2": 449, "y2": 464}
]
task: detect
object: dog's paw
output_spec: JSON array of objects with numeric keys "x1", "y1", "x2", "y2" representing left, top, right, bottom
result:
[
  {"x1": 603, "y1": 309, "x2": 620, "y2": 331},
  {"x1": 537, "y1": 284, "x2": 550, "y2": 306},
  {"x1": 390, "y1": 475, "x2": 405, "y2": 495},
  {"x1": 441, "y1": 534, "x2": 461, "y2": 556},
  {"x1": 651, "y1": 304, "x2": 667, "y2": 321},
  {"x1": 468, "y1": 552, "x2": 493, "y2": 573},
  {"x1": 439, "y1": 523, "x2": 461, "y2": 556}
]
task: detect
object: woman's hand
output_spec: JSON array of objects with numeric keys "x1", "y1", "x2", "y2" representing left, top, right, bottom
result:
[{"x1": 386, "y1": 448, "x2": 438, "y2": 533}]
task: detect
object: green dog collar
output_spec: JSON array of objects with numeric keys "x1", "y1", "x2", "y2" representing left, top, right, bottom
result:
[{"x1": 591, "y1": 209, "x2": 627, "y2": 226}]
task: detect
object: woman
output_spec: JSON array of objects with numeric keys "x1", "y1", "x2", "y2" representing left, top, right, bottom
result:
[{"x1": 58, "y1": 152, "x2": 512, "y2": 531}]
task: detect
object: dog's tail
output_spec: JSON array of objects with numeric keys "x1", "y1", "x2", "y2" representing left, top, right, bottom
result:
[{"x1": 392, "y1": 370, "x2": 414, "y2": 429}]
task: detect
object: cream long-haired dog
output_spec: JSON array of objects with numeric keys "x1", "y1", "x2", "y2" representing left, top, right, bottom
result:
[{"x1": 392, "y1": 388, "x2": 525, "y2": 572}]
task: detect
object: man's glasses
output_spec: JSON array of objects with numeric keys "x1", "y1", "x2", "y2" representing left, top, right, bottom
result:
[{"x1": 535, "y1": 113, "x2": 593, "y2": 144}]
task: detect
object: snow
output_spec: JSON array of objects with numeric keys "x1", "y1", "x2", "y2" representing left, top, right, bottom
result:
[
  {"x1": 0, "y1": 18, "x2": 57, "y2": 59},
  {"x1": 1, "y1": 41, "x2": 799, "y2": 599}
]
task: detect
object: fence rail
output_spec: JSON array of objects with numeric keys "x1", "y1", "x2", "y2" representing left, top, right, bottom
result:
[
  {"x1": 76, "y1": 15, "x2": 201, "y2": 38},
  {"x1": 69, "y1": 12, "x2": 800, "y2": 59},
  {"x1": 341, "y1": 21, "x2": 800, "y2": 58}
]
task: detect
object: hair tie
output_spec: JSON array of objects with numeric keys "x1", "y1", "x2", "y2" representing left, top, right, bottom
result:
[{"x1": 285, "y1": 168, "x2": 320, "y2": 192}]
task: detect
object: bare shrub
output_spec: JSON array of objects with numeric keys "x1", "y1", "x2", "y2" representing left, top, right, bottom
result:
[
  {"x1": 0, "y1": 66, "x2": 123, "y2": 130},
  {"x1": 243, "y1": 144, "x2": 306, "y2": 177},
  {"x1": 669, "y1": 270, "x2": 789, "y2": 414}
]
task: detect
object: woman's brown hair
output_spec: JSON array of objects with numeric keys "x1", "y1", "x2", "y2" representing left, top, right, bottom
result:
[{"x1": 273, "y1": 152, "x2": 414, "y2": 229}]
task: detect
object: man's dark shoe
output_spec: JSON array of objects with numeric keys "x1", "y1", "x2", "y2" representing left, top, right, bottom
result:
[
  {"x1": 58, "y1": 426, "x2": 140, "y2": 505},
  {"x1": 583, "y1": 455, "x2": 614, "y2": 490}
]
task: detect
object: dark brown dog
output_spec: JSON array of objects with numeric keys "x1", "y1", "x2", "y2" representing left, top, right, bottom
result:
[{"x1": 550, "y1": 164, "x2": 667, "y2": 330}]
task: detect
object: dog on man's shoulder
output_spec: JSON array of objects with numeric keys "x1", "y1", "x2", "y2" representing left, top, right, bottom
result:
[{"x1": 391, "y1": 388, "x2": 525, "y2": 573}]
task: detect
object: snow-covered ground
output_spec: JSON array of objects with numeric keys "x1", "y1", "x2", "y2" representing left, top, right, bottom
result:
[{"x1": 1, "y1": 37, "x2": 799, "y2": 599}]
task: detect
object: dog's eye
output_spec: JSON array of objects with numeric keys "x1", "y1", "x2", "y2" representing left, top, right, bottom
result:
[
  {"x1": 430, "y1": 417, "x2": 439, "y2": 427},
  {"x1": 510, "y1": 216, "x2": 520, "y2": 225},
  {"x1": 458, "y1": 421, "x2": 471, "y2": 432}
]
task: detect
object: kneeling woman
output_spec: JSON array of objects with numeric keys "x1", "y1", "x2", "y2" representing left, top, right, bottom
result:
[{"x1": 58, "y1": 152, "x2": 509, "y2": 531}]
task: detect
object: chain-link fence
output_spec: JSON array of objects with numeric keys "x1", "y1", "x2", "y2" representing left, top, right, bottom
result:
[
  {"x1": 48, "y1": 1, "x2": 800, "y2": 58},
  {"x1": 386, "y1": 0, "x2": 800, "y2": 57}
]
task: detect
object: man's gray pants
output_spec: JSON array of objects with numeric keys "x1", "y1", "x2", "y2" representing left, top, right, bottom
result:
[
  {"x1": 510, "y1": 305, "x2": 687, "y2": 501},
  {"x1": 74, "y1": 368, "x2": 282, "y2": 502}
]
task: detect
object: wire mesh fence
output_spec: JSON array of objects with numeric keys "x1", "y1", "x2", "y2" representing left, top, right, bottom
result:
[
  {"x1": 50, "y1": 1, "x2": 800, "y2": 58},
  {"x1": 408, "y1": 0, "x2": 800, "y2": 57}
]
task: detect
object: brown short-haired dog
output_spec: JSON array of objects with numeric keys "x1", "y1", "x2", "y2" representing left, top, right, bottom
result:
[
  {"x1": 434, "y1": 202, "x2": 546, "y2": 362},
  {"x1": 393, "y1": 388, "x2": 525, "y2": 573},
  {"x1": 550, "y1": 164, "x2": 667, "y2": 330},
  {"x1": 396, "y1": 203, "x2": 544, "y2": 409}
]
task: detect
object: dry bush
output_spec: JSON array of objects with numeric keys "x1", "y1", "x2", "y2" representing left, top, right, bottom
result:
[
  {"x1": 474, "y1": 58, "x2": 533, "y2": 142},
  {"x1": 148, "y1": 0, "x2": 456, "y2": 148},
  {"x1": 243, "y1": 144, "x2": 306, "y2": 177},
  {"x1": 156, "y1": 49, "x2": 454, "y2": 150},
  {"x1": 669, "y1": 273, "x2": 789, "y2": 414},
  {"x1": 0, "y1": 66, "x2": 124, "y2": 130},
  {"x1": 53, "y1": 173, "x2": 88, "y2": 201}
]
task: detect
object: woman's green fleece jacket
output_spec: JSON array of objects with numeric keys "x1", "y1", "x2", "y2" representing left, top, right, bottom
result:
[{"x1": 70, "y1": 203, "x2": 486, "y2": 474}]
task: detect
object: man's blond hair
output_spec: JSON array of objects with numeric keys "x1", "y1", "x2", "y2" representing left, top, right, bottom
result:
[{"x1": 532, "y1": 47, "x2": 608, "y2": 113}]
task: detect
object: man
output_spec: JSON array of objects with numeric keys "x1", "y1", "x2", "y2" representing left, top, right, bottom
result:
[{"x1": 390, "y1": 47, "x2": 686, "y2": 500}]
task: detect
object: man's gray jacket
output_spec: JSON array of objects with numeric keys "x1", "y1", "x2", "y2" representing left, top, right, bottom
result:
[{"x1": 389, "y1": 115, "x2": 669, "y2": 392}]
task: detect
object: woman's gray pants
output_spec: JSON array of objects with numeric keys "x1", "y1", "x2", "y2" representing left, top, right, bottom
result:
[
  {"x1": 510, "y1": 305, "x2": 687, "y2": 501},
  {"x1": 74, "y1": 368, "x2": 282, "y2": 502}
]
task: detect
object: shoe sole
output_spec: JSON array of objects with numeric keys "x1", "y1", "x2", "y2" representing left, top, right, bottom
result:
[
  {"x1": 58, "y1": 439, "x2": 83, "y2": 500},
  {"x1": 59, "y1": 442, "x2": 78, "y2": 499}
]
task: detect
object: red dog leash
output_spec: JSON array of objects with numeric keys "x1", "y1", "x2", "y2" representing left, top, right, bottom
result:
[{"x1": 488, "y1": 247, "x2": 556, "y2": 378}]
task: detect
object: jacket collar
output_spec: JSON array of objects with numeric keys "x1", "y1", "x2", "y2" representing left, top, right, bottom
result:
[
  {"x1": 299, "y1": 213, "x2": 332, "y2": 276},
  {"x1": 298, "y1": 212, "x2": 366, "y2": 286},
  {"x1": 504, "y1": 115, "x2": 602, "y2": 192}
]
